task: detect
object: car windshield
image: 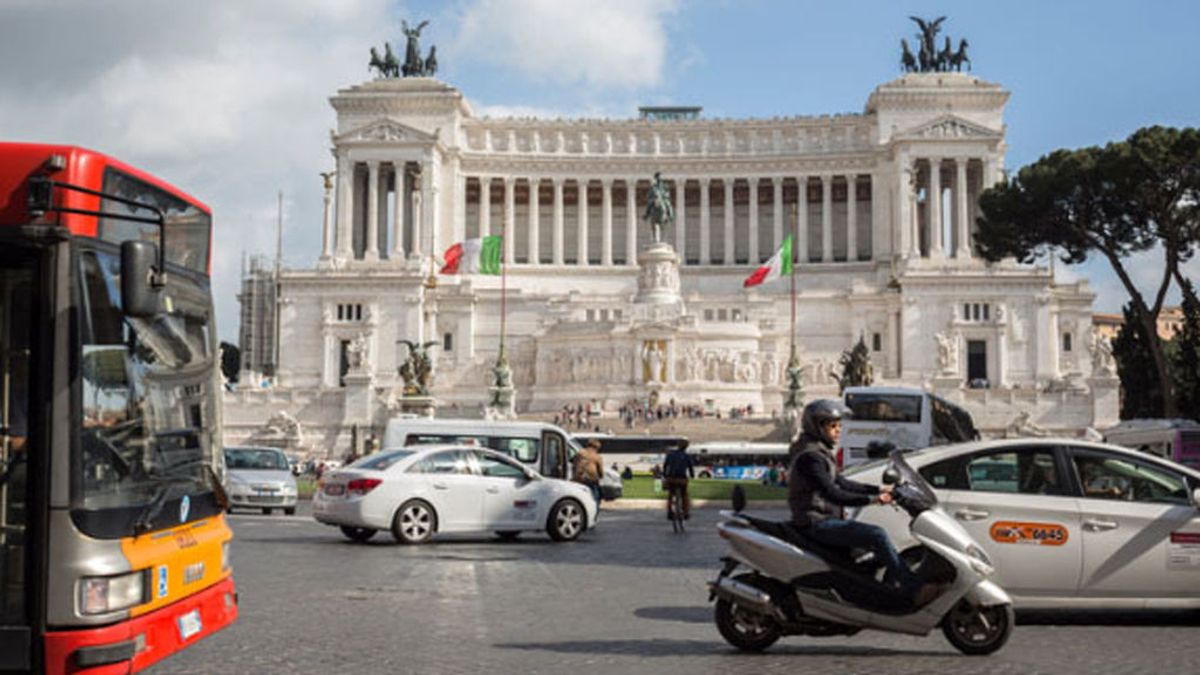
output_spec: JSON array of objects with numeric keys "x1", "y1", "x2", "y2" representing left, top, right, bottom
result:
[
  {"x1": 225, "y1": 448, "x2": 289, "y2": 471},
  {"x1": 76, "y1": 246, "x2": 216, "y2": 534}
]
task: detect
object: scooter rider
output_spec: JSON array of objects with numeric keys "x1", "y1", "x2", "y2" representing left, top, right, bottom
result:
[{"x1": 787, "y1": 399, "x2": 940, "y2": 606}]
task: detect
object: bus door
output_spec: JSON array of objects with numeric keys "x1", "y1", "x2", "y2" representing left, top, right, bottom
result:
[{"x1": 1, "y1": 247, "x2": 44, "y2": 672}]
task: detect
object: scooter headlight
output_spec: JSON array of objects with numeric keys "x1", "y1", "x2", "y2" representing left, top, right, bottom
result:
[{"x1": 966, "y1": 544, "x2": 994, "y2": 576}]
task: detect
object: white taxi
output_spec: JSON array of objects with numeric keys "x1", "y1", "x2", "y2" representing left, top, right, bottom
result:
[
  {"x1": 848, "y1": 438, "x2": 1200, "y2": 609},
  {"x1": 313, "y1": 445, "x2": 598, "y2": 544}
]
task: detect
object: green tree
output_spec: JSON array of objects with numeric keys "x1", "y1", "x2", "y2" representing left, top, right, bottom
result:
[
  {"x1": 1172, "y1": 277, "x2": 1200, "y2": 420},
  {"x1": 220, "y1": 341, "x2": 240, "y2": 384},
  {"x1": 976, "y1": 126, "x2": 1200, "y2": 417},
  {"x1": 1112, "y1": 304, "x2": 1163, "y2": 419},
  {"x1": 837, "y1": 336, "x2": 874, "y2": 394}
]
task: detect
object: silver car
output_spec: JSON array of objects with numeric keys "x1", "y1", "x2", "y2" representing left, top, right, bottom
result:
[
  {"x1": 848, "y1": 438, "x2": 1200, "y2": 609},
  {"x1": 224, "y1": 446, "x2": 299, "y2": 515}
]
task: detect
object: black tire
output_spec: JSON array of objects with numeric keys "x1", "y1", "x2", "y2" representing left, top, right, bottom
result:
[
  {"x1": 284, "y1": 507, "x2": 296, "y2": 516},
  {"x1": 392, "y1": 499, "x2": 437, "y2": 544},
  {"x1": 262, "y1": 508, "x2": 273, "y2": 515},
  {"x1": 714, "y1": 575, "x2": 781, "y2": 652},
  {"x1": 340, "y1": 526, "x2": 376, "y2": 543},
  {"x1": 495, "y1": 531, "x2": 521, "y2": 541},
  {"x1": 941, "y1": 601, "x2": 1015, "y2": 656},
  {"x1": 546, "y1": 499, "x2": 586, "y2": 542}
]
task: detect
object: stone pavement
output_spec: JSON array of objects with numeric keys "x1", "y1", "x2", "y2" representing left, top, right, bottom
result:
[{"x1": 155, "y1": 505, "x2": 1200, "y2": 675}]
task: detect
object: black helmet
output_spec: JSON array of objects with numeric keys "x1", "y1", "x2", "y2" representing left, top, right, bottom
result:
[{"x1": 801, "y1": 399, "x2": 851, "y2": 445}]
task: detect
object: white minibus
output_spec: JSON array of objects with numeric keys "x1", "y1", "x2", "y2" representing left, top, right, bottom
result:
[{"x1": 840, "y1": 386, "x2": 978, "y2": 467}]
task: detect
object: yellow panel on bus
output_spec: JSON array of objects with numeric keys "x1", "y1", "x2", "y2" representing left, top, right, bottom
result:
[{"x1": 119, "y1": 514, "x2": 232, "y2": 617}]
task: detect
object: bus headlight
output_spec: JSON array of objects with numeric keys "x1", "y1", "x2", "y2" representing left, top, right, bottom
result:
[{"x1": 79, "y1": 571, "x2": 148, "y2": 615}]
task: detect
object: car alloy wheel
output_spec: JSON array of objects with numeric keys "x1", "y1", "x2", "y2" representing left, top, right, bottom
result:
[
  {"x1": 393, "y1": 500, "x2": 436, "y2": 544},
  {"x1": 547, "y1": 499, "x2": 584, "y2": 542}
]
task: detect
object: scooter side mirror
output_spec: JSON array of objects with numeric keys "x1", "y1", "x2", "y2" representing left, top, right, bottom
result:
[
  {"x1": 731, "y1": 485, "x2": 746, "y2": 513},
  {"x1": 881, "y1": 468, "x2": 900, "y2": 485}
]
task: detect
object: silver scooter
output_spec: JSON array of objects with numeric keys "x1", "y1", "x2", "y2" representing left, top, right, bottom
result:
[{"x1": 708, "y1": 450, "x2": 1014, "y2": 655}]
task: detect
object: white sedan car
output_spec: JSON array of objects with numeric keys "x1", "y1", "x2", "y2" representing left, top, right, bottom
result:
[
  {"x1": 313, "y1": 445, "x2": 598, "y2": 544},
  {"x1": 848, "y1": 438, "x2": 1200, "y2": 609}
]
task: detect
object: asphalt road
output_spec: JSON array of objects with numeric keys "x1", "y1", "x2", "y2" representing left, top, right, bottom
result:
[{"x1": 154, "y1": 504, "x2": 1200, "y2": 675}]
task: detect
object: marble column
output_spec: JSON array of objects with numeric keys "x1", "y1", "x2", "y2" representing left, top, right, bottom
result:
[
  {"x1": 797, "y1": 175, "x2": 809, "y2": 263},
  {"x1": 905, "y1": 160, "x2": 921, "y2": 258},
  {"x1": 335, "y1": 155, "x2": 352, "y2": 257},
  {"x1": 674, "y1": 178, "x2": 686, "y2": 256},
  {"x1": 552, "y1": 178, "x2": 565, "y2": 265},
  {"x1": 625, "y1": 178, "x2": 637, "y2": 265},
  {"x1": 847, "y1": 174, "x2": 858, "y2": 262},
  {"x1": 503, "y1": 176, "x2": 515, "y2": 264},
  {"x1": 929, "y1": 157, "x2": 944, "y2": 258},
  {"x1": 699, "y1": 178, "x2": 711, "y2": 264},
  {"x1": 528, "y1": 177, "x2": 540, "y2": 265},
  {"x1": 772, "y1": 177, "x2": 783, "y2": 253},
  {"x1": 391, "y1": 164, "x2": 405, "y2": 259},
  {"x1": 984, "y1": 156, "x2": 999, "y2": 188},
  {"x1": 821, "y1": 174, "x2": 833, "y2": 263},
  {"x1": 576, "y1": 179, "x2": 589, "y2": 266},
  {"x1": 723, "y1": 178, "x2": 734, "y2": 265},
  {"x1": 321, "y1": 170, "x2": 335, "y2": 260},
  {"x1": 601, "y1": 178, "x2": 613, "y2": 266},
  {"x1": 365, "y1": 160, "x2": 380, "y2": 261},
  {"x1": 411, "y1": 188, "x2": 423, "y2": 260},
  {"x1": 479, "y1": 176, "x2": 491, "y2": 238},
  {"x1": 748, "y1": 177, "x2": 760, "y2": 262},
  {"x1": 955, "y1": 158, "x2": 970, "y2": 259}
]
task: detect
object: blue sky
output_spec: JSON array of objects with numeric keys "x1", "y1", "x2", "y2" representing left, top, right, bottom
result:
[{"x1": 2, "y1": 0, "x2": 1197, "y2": 339}]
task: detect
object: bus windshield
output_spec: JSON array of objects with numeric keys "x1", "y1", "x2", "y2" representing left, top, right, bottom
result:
[
  {"x1": 76, "y1": 246, "x2": 216, "y2": 536},
  {"x1": 845, "y1": 392, "x2": 922, "y2": 423}
]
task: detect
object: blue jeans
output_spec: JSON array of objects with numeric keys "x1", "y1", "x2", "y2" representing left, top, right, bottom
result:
[{"x1": 807, "y1": 518, "x2": 922, "y2": 593}]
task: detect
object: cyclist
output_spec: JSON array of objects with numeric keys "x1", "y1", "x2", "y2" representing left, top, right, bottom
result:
[
  {"x1": 662, "y1": 440, "x2": 694, "y2": 521},
  {"x1": 788, "y1": 399, "x2": 941, "y2": 607}
]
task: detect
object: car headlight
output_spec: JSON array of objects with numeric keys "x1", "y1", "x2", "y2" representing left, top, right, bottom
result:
[
  {"x1": 79, "y1": 571, "x2": 148, "y2": 615},
  {"x1": 965, "y1": 543, "x2": 994, "y2": 576}
]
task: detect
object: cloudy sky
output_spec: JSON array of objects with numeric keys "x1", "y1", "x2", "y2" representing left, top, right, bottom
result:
[{"x1": 3, "y1": 0, "x2": 1198, "y2": 341}]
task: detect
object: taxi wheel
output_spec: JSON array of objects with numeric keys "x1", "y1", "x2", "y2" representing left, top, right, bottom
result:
[
  {"x1": 941, "y1": 601, "x2": 1014, "y2": 655},
  {"x1": 340, "y1": 526, "x2": 376, "y2": 543},
  {"x1": 393, "y1": 500, "x2": 437, "y2": 544},
  {"x1": 547, "y1": 499, "x2": 585, "y2": 542}
]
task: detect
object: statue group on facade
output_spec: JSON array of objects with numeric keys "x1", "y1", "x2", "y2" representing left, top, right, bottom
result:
[
  {"x1": 398, "y1": 339, "x2": 438, "y2": 396},
  {"x1": 643, "y1": 172, "x2": 675, "y2": 245},
  {"x1": 369, "y1": 19, "x2": 438, "y2": 79},
  {"x1": 901, "y1": 16, "x2": 970, "y2": 73}
]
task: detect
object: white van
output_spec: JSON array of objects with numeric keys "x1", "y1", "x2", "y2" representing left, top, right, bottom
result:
[
  {"x1": 841, "y1": 386, "x2": 979, "y2": 466},
  {"x1": 381, "y1": 418, "x2": 581, "y2": 480}
]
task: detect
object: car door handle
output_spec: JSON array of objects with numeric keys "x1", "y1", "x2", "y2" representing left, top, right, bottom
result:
[
  {"x1": 486, "y1": 487, "x2": 500, "y2": 494},
  {"x1": 432, "y1": 482, "x2": 449, "y2": 490},
  {"x1": 954, "y1": 508, "x2": 990, "y2": 521},
  {"x1": 1083, "y1": 518, "x2": 1119, "y2": 532}
]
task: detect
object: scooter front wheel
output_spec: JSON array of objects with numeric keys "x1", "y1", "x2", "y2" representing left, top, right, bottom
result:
[
  {"x1": 714, "y1": 575, "x2": 781, "y2": 652},
  {"x1": 941, "y1": 600, "x2": 1014, "y2": 656}
]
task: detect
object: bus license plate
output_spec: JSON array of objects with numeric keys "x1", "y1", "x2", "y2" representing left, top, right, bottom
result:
[
  {"x1": 325, "y1": 484, "x2": 345, "y2": 496},
  {"x1": 177, "y1": 609, "x2": 202, "y2": 641}
]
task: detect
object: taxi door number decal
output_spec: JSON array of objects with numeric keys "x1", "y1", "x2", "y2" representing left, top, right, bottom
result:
[{"x1": 989, "y1": 521, "x2": 1069, "y2": 546}]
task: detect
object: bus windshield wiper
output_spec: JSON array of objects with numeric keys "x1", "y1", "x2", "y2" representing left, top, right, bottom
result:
[{"x1": 133, "y1": 457, "x2": 227, "y2": 535}]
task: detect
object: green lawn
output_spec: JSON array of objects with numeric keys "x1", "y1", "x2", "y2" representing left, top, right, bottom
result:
[
  {"x1": 297, "y1": 477, "x2": 317, "y2": 499},
  {"x1": 621, "y1": 475, "x2": 786, "y2": 501}
]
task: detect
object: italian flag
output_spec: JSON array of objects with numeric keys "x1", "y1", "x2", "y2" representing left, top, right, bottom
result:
[
  {"x1": 742, "y1": 235, "x2": 793, "y2": 288},
  {"x1": 440, "y1": 236, "x2": 502, "y2": 275}
]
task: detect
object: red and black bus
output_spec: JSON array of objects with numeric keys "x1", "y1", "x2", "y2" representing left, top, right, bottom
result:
[{"x1": 0, "y1": 142, "x2": 236, "y2": 673}]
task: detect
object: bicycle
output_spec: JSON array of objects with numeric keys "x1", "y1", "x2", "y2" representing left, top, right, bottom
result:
[{"x1": 668, "y1": 484, "x2": 686, "y2": 534}]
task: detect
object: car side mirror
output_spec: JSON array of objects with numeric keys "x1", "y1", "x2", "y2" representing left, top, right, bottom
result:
[
  {"x1": 882, "y1": 468, "x2": 900, "y2": 485},
  {"x1": 120, "y1": 240, "x2": 162, "y2": 318},
  {"x1": 1192, "y1": 487, "x2": 1200, "y2": 510}
]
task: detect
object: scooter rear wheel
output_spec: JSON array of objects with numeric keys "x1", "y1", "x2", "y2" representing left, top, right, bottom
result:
[
  {"x1": 714, "y1": 575, "x2": 781, "y2": 652},
  {"x1": 941, "y1": 601, "x2": 1014, "y2": 655}
]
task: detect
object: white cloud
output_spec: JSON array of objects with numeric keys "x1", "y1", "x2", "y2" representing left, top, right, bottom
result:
[{"x1": 452, "y1": 0, "x2": 679, "y2": 89}]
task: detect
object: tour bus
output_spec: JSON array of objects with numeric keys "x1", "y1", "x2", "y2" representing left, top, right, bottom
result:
[
  {"x1": 1104, "y1": 418, "x2": 1200, "y2": 470},
  {"x1": 840, "y1": 386, "x2": 979, "y2": 467},
  {"x1": 689, "y1": 442, "x2": 789, "y2": 480},
  {"x1": 570, "y1": 432, "x2": 688, "y2": 473},
  {"x1": 0, "y1": 143, "x2": 236, "y2": 673},
  {"x1": 382, "y1": 418, "x2": 582, "y2": 480}
]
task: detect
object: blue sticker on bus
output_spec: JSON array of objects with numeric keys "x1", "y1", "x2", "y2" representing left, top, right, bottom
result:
[
  {"x1": 180, "y1": 494, "x2": 191, "y2": 523},
  {"x1": 157, "y1": 565, "x2": 169, "y2": 599}
]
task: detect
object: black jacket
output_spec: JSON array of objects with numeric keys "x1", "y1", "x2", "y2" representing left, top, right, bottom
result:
[{"x1": 787, "y1": 432, "x2": 879, "y2": 527}]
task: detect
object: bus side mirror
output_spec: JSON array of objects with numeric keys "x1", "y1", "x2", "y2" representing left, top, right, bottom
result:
[{"x1": 121, "y1": 240, "x2": 161, "y2": 318}]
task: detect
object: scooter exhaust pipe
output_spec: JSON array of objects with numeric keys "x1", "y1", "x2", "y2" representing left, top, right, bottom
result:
[{"x1": 708, "y1": 577, "x2": 779, "y2": 617}]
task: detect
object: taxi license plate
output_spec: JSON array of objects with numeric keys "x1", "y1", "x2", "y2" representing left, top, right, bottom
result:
[
  {"x1": 325, "y1": 484, "x2": 345, "y2": 496},
  {"x1": 177, "y1": 608, "x2": 202, "y2": 641}
]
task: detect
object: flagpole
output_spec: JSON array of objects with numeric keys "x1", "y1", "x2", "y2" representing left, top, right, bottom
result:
[{"x1": 789, "y1": 207, "x2": 797, "y2": 365}]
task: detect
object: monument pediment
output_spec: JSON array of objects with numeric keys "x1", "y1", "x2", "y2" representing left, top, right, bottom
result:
[
  {"x1": 335, "y1": 118, "x2": 437, "y2": 145},
  {"x1": 898, "y1": 115, "x2": 1001, "y2": 141}
]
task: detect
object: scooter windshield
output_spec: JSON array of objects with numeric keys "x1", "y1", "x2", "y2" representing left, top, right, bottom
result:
[{"x1": 889, "y1": 450, "x2": 938, "y2": 514}]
